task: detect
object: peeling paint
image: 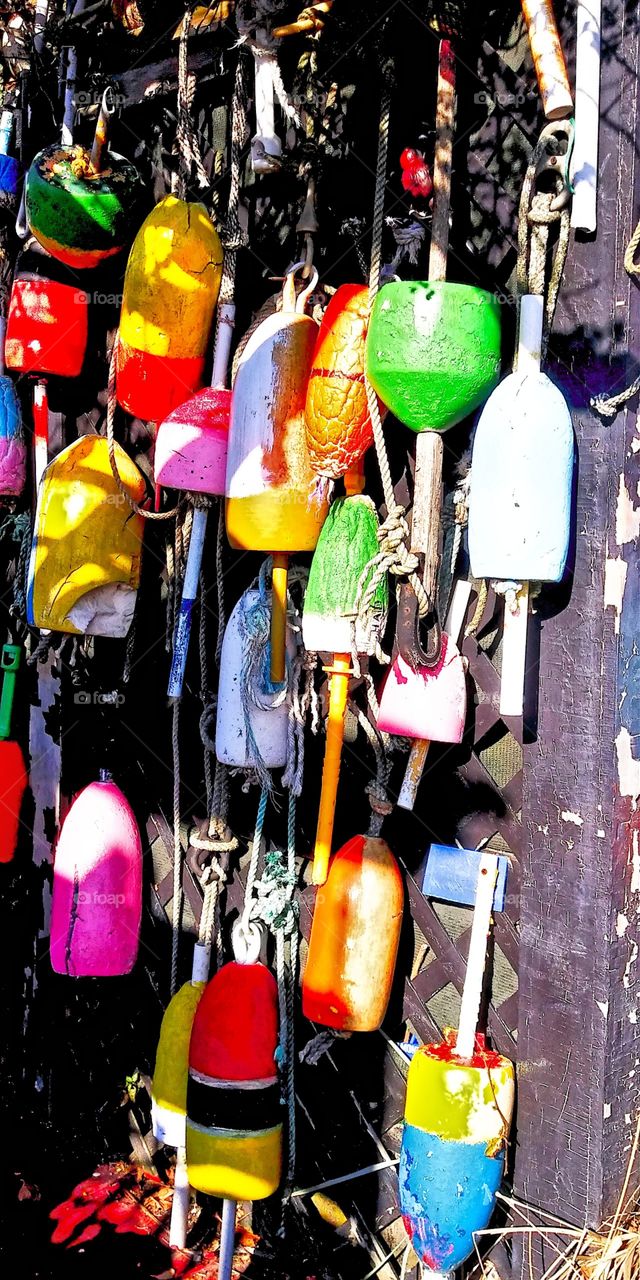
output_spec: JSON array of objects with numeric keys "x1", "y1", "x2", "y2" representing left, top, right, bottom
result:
[
  {"x1": 561, "y1": 810, "x2": 584, "y2": 826},
  {"x1": 617, "y1": 913, "x2": 630, "y2": 937},
  {"x1": 615, "y1": 728, "x2": 640, "y2": 800},
  {"x1": 632, "y1": 831, "x2": 640, "y2": 894},
  {"x1": 624, "y1": 941, "x2": 639, "y2": 988},
  {"x1": 604, "y1": 555, "x2": 628, "y2": 633},
  {"x1": 616, "y1": 473, "x2": 640, "y2": 545}
]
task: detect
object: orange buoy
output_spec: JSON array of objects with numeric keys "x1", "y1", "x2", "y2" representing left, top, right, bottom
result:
[
  {"x1": 304, "y1": 284, "x2": 374, "y2": 479},
  {"x1": 302, "y1": 835, "x2": 404, "y2": 1031}
]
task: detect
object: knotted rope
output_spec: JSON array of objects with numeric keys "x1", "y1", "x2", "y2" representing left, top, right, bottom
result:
[
  {"x1": 348, "y1": 701, "x2": 394, "y2": 837},
  {"x1": 383, "y1": 216, "x2": 426, "y2": 278},
  {"x1": 516, "y1": 121, "x2": 571, "y2": 360},
  {"x1": 592, "y1": 218, "x2": 640, "y2": 418}
]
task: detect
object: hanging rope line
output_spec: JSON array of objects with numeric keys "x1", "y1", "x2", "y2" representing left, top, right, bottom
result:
[
  {"x1": 105, "y1": 337, "x2": 181, "y2": 520},
  {"x1": 176, "y1": 1, "x2": 209, "y2": 195},
  {"x1": 359, "y1": 83, "x2": 430, "y2": 633}
]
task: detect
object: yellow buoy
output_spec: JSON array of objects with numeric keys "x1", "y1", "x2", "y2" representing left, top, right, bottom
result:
[{"x1": 27, "y1": 434, "x2": 146, "y2": 636}]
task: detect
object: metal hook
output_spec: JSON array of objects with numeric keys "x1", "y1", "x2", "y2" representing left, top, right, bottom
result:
[
  {"x1": 396, "y1": 580, "x2": 443, "y2": 671},
  {"x1": 534, "y1": 118, "x2": 575, "y2": 211},
  {"x1": 281, "y1": 259, "x2": 319, "y2": 313}
]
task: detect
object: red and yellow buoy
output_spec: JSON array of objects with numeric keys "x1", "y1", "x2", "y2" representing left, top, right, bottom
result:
[{"x1": 116, "y1": 195, "x2": 223, "y2": 422}]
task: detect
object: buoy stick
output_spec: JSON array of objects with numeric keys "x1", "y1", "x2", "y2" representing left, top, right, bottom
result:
[
  {"x1": 455, "y1": 850, "x2": 499, "y2": 1061},
  {"x1": 270, "y1": 552, "x2": 288, "y2": 685},
  {"x1": 169, "y1": 1147, "x2": 190, "y2": 1247},
  {"x1": 168, "y1": 508, "x2": 207, "y2": 698},
  {"x1": 521, "y1": 0, "x2": 573, "y2": 121},
  {"x1": 404, "y1": 37, "x2": 453, "y2": 665},
  {"x1": 167, "y1": 302, "x2": 236, "y2": 699},
  {"x1": 312, "y1": 653, "x2": 351, "y2": 886},
  {"x1": 219, "y1": 1197, "x2": 236, "y2": 1280},
  {"x1": 571, "y1": 0, "x2": 601, "y2": 233},
  {"x1": 499, "y1": 584, "x2": 530, "y2": 718},
  {"x1": 33, "y1": 378, "x2": 48, "y2": 490},
  {"x1": 90, "y1": 87, "x2": 114, "y2": 173}
]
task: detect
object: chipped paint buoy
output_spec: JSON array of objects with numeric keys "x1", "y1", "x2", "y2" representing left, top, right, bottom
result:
[
  {"x1": 304, "y1": 284, "x2": 374, "y2": 478},
  {"x1": 399, "y1": 1032, "x2": 514, "y2": 1274},
  {"x1": 365, "y1": 281, "x2": 501, "y2": 433}
]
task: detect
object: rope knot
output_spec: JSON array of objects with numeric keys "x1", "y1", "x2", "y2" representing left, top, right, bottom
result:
[{"x1": 253, "y1": 850, "x2": 298, "y2": 936}]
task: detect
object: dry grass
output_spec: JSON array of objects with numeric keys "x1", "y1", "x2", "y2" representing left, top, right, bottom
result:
[{"x1": 473, "y1": 1112, "x2": 640, "y2": 1280}]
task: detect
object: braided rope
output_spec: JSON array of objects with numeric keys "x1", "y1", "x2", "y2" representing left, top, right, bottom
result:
[
  {"x1": 516, "y1": 124, "x2": 571, "y2": 356},
  {"x1": 176, "y1": 3, "x2": 209, "y2": 195},
  {"x1": 105, "y1": 337, "x2": 181, "y2": 521},
  {"x1": 349, "y1": 701, "x2": 393, "y2": 837}
]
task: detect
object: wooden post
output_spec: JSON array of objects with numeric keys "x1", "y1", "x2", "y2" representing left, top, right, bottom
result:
[{"x1": 515, "y1": 0, "x2": 640, "y2": 1230}]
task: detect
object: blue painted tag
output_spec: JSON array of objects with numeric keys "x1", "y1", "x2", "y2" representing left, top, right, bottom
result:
[{"x1": 423, "y1": 844, "x2": 508, "y2": 912}]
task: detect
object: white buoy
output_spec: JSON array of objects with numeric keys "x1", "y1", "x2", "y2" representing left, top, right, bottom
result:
[{"x1": 215, "y1": 587, "x2": 294, "y2": 768}]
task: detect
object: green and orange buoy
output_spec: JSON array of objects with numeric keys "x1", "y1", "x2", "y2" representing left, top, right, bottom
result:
[{"x1": 25, "y1": 92, "x2": 142, "y2": 269}]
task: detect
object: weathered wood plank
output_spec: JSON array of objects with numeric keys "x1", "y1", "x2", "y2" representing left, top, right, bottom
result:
[{"x1": 516, "y1": 0, "x2": 640, "y2": 1231}]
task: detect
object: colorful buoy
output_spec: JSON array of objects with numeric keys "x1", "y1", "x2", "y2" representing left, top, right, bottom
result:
[
  {"x1": 186, "y1": 960, "x2": 282, "y2": 1201},
  {"x1": 225, "y1": 266, "x2": 329, "y2": 683},
  {"x1": 27, "y1": 434, "x2": 145, "y2": 636},
  {"x1": 302, "y1": 835, "x2": 403, "y2": 1031},
  {"x1": 117, "y1": 196, "x2": 223, "y2": 422},
  {"x1": 49, "y1": 777, "x2": 143, "y2": 977},
  {"x1": 26, "y1": 144, "x2": 143, "y2": 269},
  {"x1": 399, "y1": 1032, "x2": 514, "y2": 1273},
  {"x1": 303, "y1": 489, "x2": 388, "y2": 885},
  {"x1": 304, "y1": 284, "x2": 373, "y2": 479},
  {"x1": 365, "y1": 279, "x2": 501, "y2": 435}
]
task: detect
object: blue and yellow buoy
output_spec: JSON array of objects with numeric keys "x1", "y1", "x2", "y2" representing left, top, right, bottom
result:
[{"x1": 399, "y1": 1031, "x2": 514, "y2": 1274}]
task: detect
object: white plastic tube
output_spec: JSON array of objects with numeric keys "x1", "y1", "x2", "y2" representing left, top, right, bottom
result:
[{"x1": 571, "y1": 0, "x2": 601, "y2": 233}]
